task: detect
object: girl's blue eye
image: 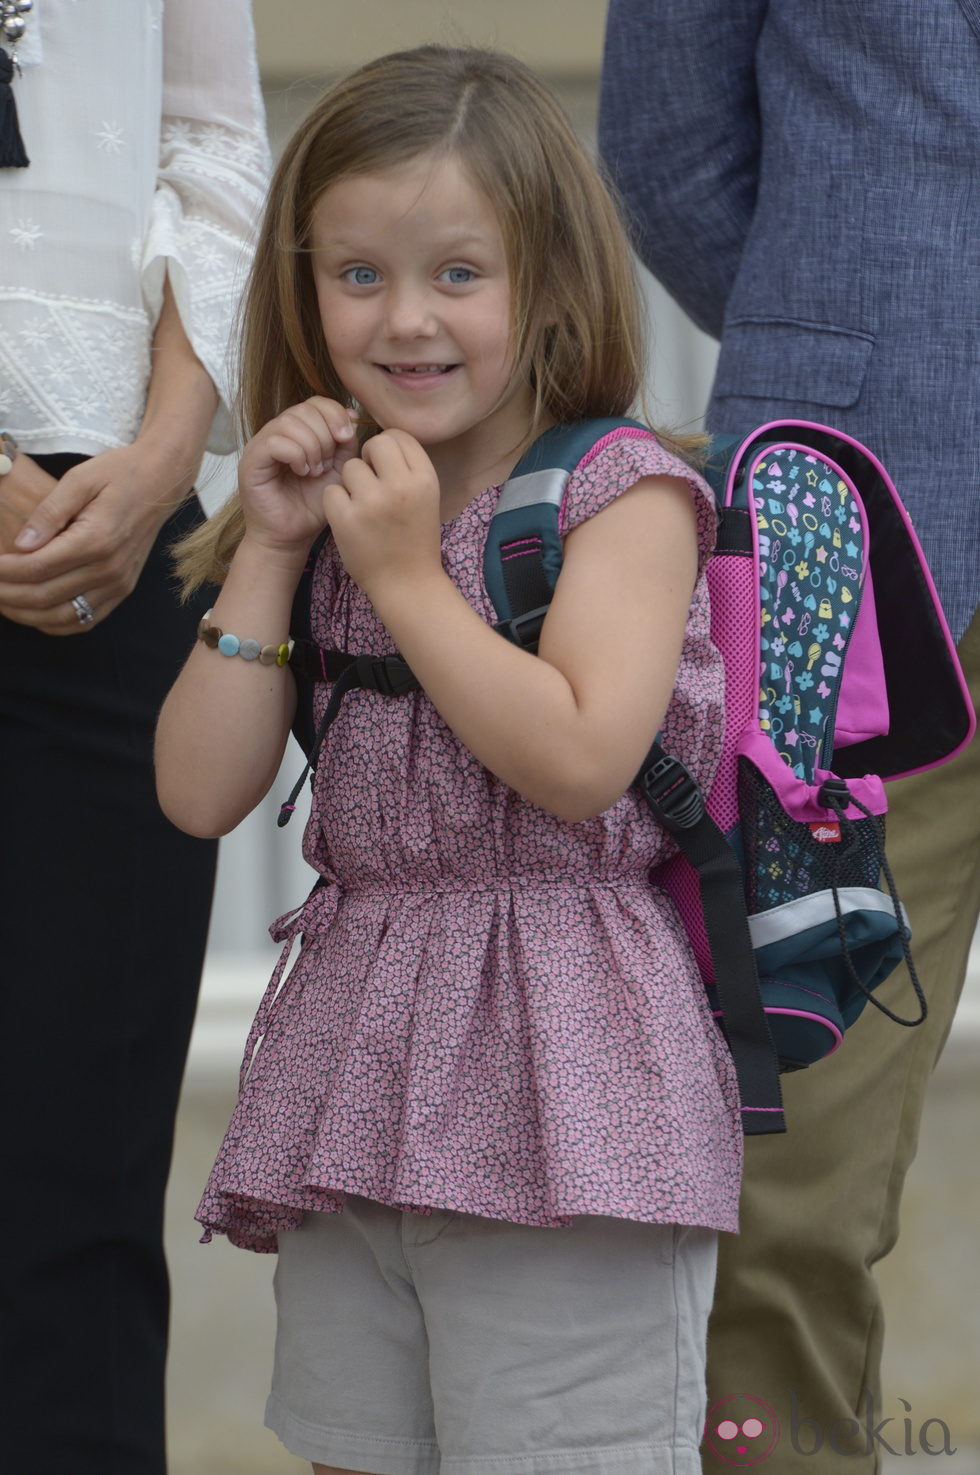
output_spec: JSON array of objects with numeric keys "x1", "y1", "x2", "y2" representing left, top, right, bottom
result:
[
  {"x1": 443, "y1": 267, "x2": 474, "y2": 284},
  {"x1": 346, "y1": 266, "x2": 379, "y2": 286}
]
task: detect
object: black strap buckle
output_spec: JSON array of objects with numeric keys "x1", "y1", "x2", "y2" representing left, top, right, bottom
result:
[
  {"x1": 638, "y1": 752, "x2": 706, "y2": 832},
  {"x1": 496, "y1": 605, "x2": 551, "y2": 653},
  {"x1": 354, "y1": 654, "x2": 419, "y2": 697}
]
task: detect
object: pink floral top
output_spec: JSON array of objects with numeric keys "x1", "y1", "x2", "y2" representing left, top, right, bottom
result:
[{"x1": 197, "y1": 434, "x2": 742, "y2": 1252}]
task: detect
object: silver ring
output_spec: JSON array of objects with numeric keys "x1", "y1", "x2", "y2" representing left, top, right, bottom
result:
[{"x1": 71, "y1": 594, "x2": 95, "y2": 626}]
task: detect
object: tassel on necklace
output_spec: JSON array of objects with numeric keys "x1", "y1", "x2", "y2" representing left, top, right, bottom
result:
[
  {"x1": 0, "y1": 47, "x2": 28, "y2": 167},
  {"x1": 0, "y1": 47, "x2": 27, "y2": 166},
  {"x1": 1, "y1": 0, "x2": 30, "y2": 170}
]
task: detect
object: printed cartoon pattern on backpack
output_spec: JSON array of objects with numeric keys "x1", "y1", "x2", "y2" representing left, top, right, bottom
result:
[{"x1": 755, "y1": 449, "x2": 865, "y2": 784}]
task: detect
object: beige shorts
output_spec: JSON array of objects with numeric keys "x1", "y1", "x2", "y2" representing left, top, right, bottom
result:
[{"x1": 266, "y1": 1195, "x2": 717, "y2": 1475}]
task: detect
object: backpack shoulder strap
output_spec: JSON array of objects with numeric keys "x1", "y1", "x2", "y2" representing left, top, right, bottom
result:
[
  {"x1": 483, "y1": 417, "x2": 650, "y2": 638},
  {"x1": 288, "y1": 528, "x2": 330, "y2": 759},
  {"x1": 488, "y1": 417, "x2": 786, "y2": 1133}
]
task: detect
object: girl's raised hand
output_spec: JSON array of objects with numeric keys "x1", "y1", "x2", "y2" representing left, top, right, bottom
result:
[
  {"x1": 237, "y1": 396, "x2": 361, "y2": 557},
  {"x1": 324, "y1": 429, "x2": 443, "y2": 598}
]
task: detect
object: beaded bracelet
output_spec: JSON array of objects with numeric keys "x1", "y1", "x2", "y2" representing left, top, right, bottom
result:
[{"x1": 197, "y1": 609, "x2": 293, "y2": 666}]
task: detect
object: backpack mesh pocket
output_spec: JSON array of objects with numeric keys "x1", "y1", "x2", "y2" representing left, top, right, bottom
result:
[{"x1": 738, "y1": 758, "x2": 883, "y2": 914}]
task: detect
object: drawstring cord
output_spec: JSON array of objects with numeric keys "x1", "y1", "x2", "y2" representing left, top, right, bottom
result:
[
  {"x1": 822, "y1": 786, "x2": 928, "y2": 1027},
  {"x1": 238, "y1": 883, "x2": 341, "y2": 1091}
]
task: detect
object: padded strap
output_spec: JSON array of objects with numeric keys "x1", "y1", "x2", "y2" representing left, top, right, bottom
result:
[
  {"x1": 484, "y1": 417, "x2": 650, "y2": 624},
  {"x1": 638, "y1": 743, "x2": 786, "y2": 1134},
  {"x1": 289, "y1": 530, "x2": 330, "y2": 758}
]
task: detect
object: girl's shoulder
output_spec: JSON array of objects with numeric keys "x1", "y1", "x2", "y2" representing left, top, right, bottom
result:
[{"x1": 557, "y1": 429, "x2": 717, "y2": 571}]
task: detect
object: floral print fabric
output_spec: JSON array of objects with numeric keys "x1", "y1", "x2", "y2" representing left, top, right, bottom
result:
[{"x1": 197, "y1": 436, "x2": 743, "y2": 1252}]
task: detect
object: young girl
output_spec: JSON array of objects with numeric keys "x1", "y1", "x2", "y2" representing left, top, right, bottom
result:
[{"x1": 156, "y1": 45, "x2": 741, "y2": 1475}]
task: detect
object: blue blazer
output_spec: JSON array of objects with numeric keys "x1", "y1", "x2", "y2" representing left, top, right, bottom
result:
[{"x1": 599, "y1": 0, "x2": 980, "y2": 642}]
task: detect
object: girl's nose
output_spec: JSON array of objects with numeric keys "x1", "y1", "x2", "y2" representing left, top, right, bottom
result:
[{"x1": 384, "y1": 284, "x2": 438, "y2": 339}]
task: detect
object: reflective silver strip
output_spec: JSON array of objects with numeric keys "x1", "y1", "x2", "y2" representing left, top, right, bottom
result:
[
  {"x1": 492, "y1": 467, "x2": 568, "y2": 517},
  {"x1": 748, "y1": 887, "x2": 902, "y2": 949}
]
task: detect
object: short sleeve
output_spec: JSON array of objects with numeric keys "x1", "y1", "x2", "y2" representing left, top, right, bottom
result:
[
  {"x1": 141, "y1": 0, "x2": 272, "y2": 454},
  {"x1": 557, "y1": 426, "x2": 724, "y2": 795},
  {"x1": 557, "y1": 428, "x2": 718, "y2": 573}
]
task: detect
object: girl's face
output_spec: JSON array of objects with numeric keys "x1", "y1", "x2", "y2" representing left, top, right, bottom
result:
[{"x1": 309, "y1": 152, "x2": 535, "y2": 485}]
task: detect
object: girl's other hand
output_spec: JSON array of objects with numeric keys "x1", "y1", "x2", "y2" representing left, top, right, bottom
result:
[
  {"x1": 323, "y1": 428, "x2": 442, "y2": 599},
  {"x1": 237, "y1": 396, "x2": 361, "y2": 557}
]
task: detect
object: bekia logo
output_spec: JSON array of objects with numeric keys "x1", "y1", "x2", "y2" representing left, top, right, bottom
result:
[
  {"x1": 704, "y1": 1395, "x2": 779, "y2": 1467},
  {"x1": 705, "y1": 1391, "x2": 957, "y2": 1464}
]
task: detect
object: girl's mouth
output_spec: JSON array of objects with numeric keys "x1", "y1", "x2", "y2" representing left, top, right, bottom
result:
[
  {"x1": 376, "y1": 363, "x2": 462, "y2": 393},
  {"x1": 381, "y1": 364, "x2": 456, "y2": 375}
]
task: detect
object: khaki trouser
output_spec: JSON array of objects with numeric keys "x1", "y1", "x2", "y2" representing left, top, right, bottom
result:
[{"x1": 703, "y1": 608, "x2": 980, "y2": 1474}]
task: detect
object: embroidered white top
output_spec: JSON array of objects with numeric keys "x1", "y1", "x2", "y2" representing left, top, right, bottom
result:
[{"x1": 0, "y1": 0, "x2": 271, "y2": 456}]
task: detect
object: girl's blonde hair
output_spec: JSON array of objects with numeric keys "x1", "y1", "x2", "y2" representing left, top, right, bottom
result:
[{"x1": 176, "y1": 45, "x2": 699, "y2": 593}]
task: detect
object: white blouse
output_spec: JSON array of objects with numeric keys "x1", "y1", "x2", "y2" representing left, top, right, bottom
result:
[{"x1": 0, "y1": 0, "x2": 271, "y2": 456}]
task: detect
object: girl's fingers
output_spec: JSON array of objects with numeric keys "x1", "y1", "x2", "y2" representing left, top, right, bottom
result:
[
  {"x1": 341, "y1": 431, "x2": 438, "y2": 503},
  {"x1": 264, "y1": 430, "x2": 324, "y2": 477},
  {"x1": 267, "y1": 401, "x2": 356, "y2": 477},
  {"x1": 305, "y1": 396, "x2": 357, "y2": 443},
  {"x1": 337, "y1": 456, "x2": 375, "y2": 499},
  {"x1": 359, "y1": 429, "x2": 416, "y2": 476},
  {"x1": 321, "y1": 477, "x2": 354, "y2": 532},
  {"x1": 271, "y1": 409, "x2": 335, "y2": 471},
  {"x1": 295, "y1": 398, "x2": 357, "y2": 472}
]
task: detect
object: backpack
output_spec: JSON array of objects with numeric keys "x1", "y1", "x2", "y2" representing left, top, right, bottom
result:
[{"x1": 283, "y1": 417, "x2": 975, "y2": 1134}]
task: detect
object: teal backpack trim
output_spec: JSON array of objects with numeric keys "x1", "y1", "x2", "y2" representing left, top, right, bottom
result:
[{"x1": 483, "y1": 418, "x2": 647, "y2": 623}]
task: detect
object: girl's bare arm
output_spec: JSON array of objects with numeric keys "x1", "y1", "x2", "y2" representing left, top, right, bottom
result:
[
  {"x1": 155, "y1": 398, "x2": 359, "y2": 837},
  {"x1": 154, "y1": 536, "x2": 303, "y2": 837}
]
